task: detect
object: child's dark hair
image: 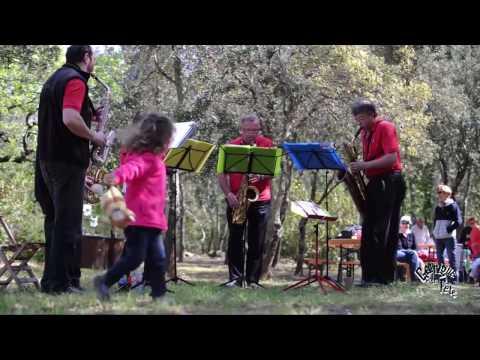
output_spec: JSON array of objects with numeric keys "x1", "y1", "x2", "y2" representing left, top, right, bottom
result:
[{"x1": 122, "y1": 113, "x2": 174, "y2": 154}]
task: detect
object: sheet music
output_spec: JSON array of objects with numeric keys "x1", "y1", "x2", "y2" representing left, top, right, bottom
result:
[
  {"x1": 290, "y1": 201, "x2": 337, "y2": 220},
  {"x1": 169, "y1": 121, "x2": 198, "y2": 149}
]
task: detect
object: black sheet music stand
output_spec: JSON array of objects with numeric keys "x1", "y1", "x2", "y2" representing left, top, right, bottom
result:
[
  {"x1": 217, "y1": 145, "x2": 282, "y2": 289},
  {"x1": 282, "y1": 142, "x2": 346, "y2": 293},
  {"x1": 164, "y1": 140, "x2": 215, "y2": 287}
]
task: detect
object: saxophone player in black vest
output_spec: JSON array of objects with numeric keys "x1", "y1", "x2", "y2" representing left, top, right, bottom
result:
[
  {"x1": 349, "y1": 100, "x2": 406, "y2": 286},
  {"x1": 35, "y1": 45, "x2": 106, "y2": 294}
]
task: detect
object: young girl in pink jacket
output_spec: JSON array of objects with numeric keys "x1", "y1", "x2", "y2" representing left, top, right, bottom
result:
[{"x1": 94, "y1": 113, "x2": 174, "y2": 301}]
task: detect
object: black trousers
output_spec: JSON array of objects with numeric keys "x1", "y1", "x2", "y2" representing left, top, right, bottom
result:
[
  {"x1": 226, "y1": 201, "x2": 271, "y2": 284},
  {"x1": 361, "y1": 172, "x2": 406, "y2": 284},
  {"x1": 36, "y1": 161, "x2": 85, "y2": 292},
  {"x1": 104, "y1": 226, "x2": 167, "y2": 298}
]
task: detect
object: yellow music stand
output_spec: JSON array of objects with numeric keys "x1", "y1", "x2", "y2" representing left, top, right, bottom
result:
[
  {"x1": 165, "y1": 139, "x2": 216, "y2": 173},
  {"x1": 163, "y1": 139, "x2": 215, "y2": 287}
]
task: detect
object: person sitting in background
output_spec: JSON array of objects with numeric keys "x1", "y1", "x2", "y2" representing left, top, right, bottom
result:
[
  {"x1": 467, "y1": 218, "x2": 480, "y2": 284},
  {"x1": 411, "y1": 217, "x2": 434, "y2": 262},
  {"x1": 458, "y1": 217, "x2": 476, "y2": 282},
  {"x1": 397, "y1": 216, "x2": 422, "y2": 281}
]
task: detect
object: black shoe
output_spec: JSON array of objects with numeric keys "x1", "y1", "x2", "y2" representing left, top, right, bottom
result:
[
  {"x1": 355, "y1": 281, "x2": 372, "y2": 288},
  {"x1": 71, "y1": 286, "x2": 86, "y2": 292},
  {"x1": 93, "y1": 275, "x2": 111, "y2": 301},
  {"x1": 64, "y1": 286, "x2": 84, "y2": 294},
  {"x1": 225, "y1": 280, "x2": 242, "y2": 288}
]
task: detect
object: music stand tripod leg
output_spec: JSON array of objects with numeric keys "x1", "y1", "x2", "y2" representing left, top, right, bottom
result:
[{"x1": 166, "y1": 170, "x2": 194, "y2": 287}]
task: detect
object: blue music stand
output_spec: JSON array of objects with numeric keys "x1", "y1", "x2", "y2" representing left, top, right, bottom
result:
[
  {"x1": 281, "y1": 142, "x2": 347, "y2": 172},
  {"x1": 282, "y1": 142, "x2": 346, "y2": 293}
]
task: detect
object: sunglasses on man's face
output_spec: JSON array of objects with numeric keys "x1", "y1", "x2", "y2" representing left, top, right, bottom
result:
[
  {"x1": 401, "y1": 222, "x2": 409, "y2": 225},
  {"x1": 437, "y1": 191, "x2": 447, "y2": 195}
]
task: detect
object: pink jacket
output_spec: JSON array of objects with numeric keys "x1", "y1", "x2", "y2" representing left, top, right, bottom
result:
[{"x1": 113, "y1": 151, "x2": 168, "y2": 230}]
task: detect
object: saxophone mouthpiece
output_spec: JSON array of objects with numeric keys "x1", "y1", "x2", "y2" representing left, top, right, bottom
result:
[{"x1": 354, "y1": 127, "x2": 362, "y2": 139}]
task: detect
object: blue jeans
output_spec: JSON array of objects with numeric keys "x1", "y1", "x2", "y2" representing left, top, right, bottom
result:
[
  {"x1": 434, "y1": 237, "x2": 456, "y2": 271},
  {"x1": 471, "y1": 257, "x2": 480, "y2": 281},
  {"x1": 104, "y1": 226, "x2": 167, "y2": 298},
  {"x1": 396, "y1": 250, "x2": 420, "y2": 279}
]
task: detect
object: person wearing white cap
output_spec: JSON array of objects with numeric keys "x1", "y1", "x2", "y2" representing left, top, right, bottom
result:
[{"x1": 433, "y1": 184, "x2": 462, "y2": 283}]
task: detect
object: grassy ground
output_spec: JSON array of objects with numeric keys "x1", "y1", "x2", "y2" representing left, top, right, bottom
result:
[{"x1": 1, "y1": 255, "x2": 479, "y2": 315}]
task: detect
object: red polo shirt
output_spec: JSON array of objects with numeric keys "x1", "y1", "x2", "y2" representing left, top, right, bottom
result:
[
  {"x1": 63, "y1": 79, "x2": 86, "y2": 112},
  {"x1": 228, "y1": 136, "x2": 273, "y2": 201},
  {"x1": 361, "y1": 117, "x2": 402, "y2": 178},
  {"x1": 469, "y1": 226, "x2": 480, "y2": 258},
  {"x1": 62, "y1": 79, "x2": 98, "y2": 122}
]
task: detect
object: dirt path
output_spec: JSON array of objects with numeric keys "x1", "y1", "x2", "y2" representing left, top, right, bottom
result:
[{"x1": 176, "y1": 253, "x2": 303, "y2": 286}]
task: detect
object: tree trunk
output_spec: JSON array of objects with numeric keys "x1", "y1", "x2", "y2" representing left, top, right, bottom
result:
[
  {"x1": 294, "y1": 171, "x2": 318, "y2": 275},
  {"x1": 295, "y1": 218, "x2": 308, "y2": 275},
  {"x1": 261, "y1": 160, "x2": 293, "y2": 279},
  {"x1": 206, "y1": 226, "x2": 214, "y2": 254},
  {"x1": 439, "y1": 157, "x2": 449, "y2": 185},
  {"x1": 165, "y1": 172, "x2": 177, "y2": 276}
]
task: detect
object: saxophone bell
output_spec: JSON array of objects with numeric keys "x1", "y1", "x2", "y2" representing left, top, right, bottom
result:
[{"x1": 246, "y1": 186, "x2": 260, "y2": 202}]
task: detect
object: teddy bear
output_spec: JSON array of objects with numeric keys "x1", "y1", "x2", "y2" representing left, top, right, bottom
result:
[{"x1": 92, "y1": 184, "x2": 135, "y2": 229}]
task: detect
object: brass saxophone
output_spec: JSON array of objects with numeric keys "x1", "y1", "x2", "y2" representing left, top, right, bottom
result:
[
  {"x1": 84, "y1": 73, "x2": 116, "y2": 204},
  {"x1": 232, "y1": 174, "x2": 260, "y2": 225},
  {"x1": 337, "y1": 128, "x2": 368, "y2": 219},
  {"x1": 90, "y1": 73, "x2": 115, "y2": 165}
]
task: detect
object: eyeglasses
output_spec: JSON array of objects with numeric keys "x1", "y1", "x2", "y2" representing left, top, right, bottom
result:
[
  {"x1": 400, "y1": 222, "x2": 409, "y2": 225},
  {"x1": 241, "y1": 128, "x2": 261, "y2": 133},
  {"x1": 437, "y1": 191, "x2": 448, "y2": 195}
]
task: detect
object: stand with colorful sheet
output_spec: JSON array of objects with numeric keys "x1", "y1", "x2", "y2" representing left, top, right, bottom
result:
[{"x1": 282, "y1": 142, "x2": 346, "y2": 293}]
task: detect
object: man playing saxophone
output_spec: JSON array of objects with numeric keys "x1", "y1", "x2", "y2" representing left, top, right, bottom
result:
[
  {"x1": 34, "y1": 45, "x2": 106, "y2": 294},
  {"x1": 349, "y1": 100, "x2": 406, "y2": 286},
  {"x1": 217, "y1": 114, "x2": 273, "y2": 288}
]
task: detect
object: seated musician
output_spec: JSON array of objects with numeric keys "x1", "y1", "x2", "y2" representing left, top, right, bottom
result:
[{"x1": 217, "y1": 114, "x2": 273, "y2": 288}]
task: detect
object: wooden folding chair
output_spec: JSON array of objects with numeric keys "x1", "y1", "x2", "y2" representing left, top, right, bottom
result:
[{"x1": 0, "y1": 215, "x2": 44, "y2": 290}]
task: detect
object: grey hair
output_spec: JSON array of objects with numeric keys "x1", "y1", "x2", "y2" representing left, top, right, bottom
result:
[{"x1": 240, "y1": 113, "x2": 261, "y2": 126}]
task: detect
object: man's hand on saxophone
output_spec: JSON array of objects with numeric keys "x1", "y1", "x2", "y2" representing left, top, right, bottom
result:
[
  {"x1": 90, "y1": 130, "x2": 106, "y2": 147},
  {"x1": 226, "y1": 192, "x2": 240, "y2": 209},
  {"x1": 350, "y1": 160, "x2": 369, "y2": 173},
  {"x1": 351, "y1": 153, "x2": 397, "y2": 173},
  {"x1": 249, "y1": 174, "x2": 271, "y2": 183}
]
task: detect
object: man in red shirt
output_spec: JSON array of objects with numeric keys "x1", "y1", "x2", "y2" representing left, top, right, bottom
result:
[
  {"x1": 35, "y1": 45, "x2": 105, "y2": 294},
  {"x1": 350, "y1": 100, "x2": 406, "y2": 286},
  {"x1": 467, "y1": 219, "x2": 480, "y2": 282},
  {"x1": 218, "y1": 114, "x2": 273, "y2": 288}
]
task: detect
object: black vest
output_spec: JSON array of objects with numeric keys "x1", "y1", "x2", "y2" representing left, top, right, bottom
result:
[{"x1": 37, "y1": 63, "x2": 94, "y2": 168}]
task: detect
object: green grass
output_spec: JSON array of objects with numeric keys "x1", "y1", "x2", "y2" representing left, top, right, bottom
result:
[{"x1": 1, "y1": 257, "x2": 479, "y2": 315}]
